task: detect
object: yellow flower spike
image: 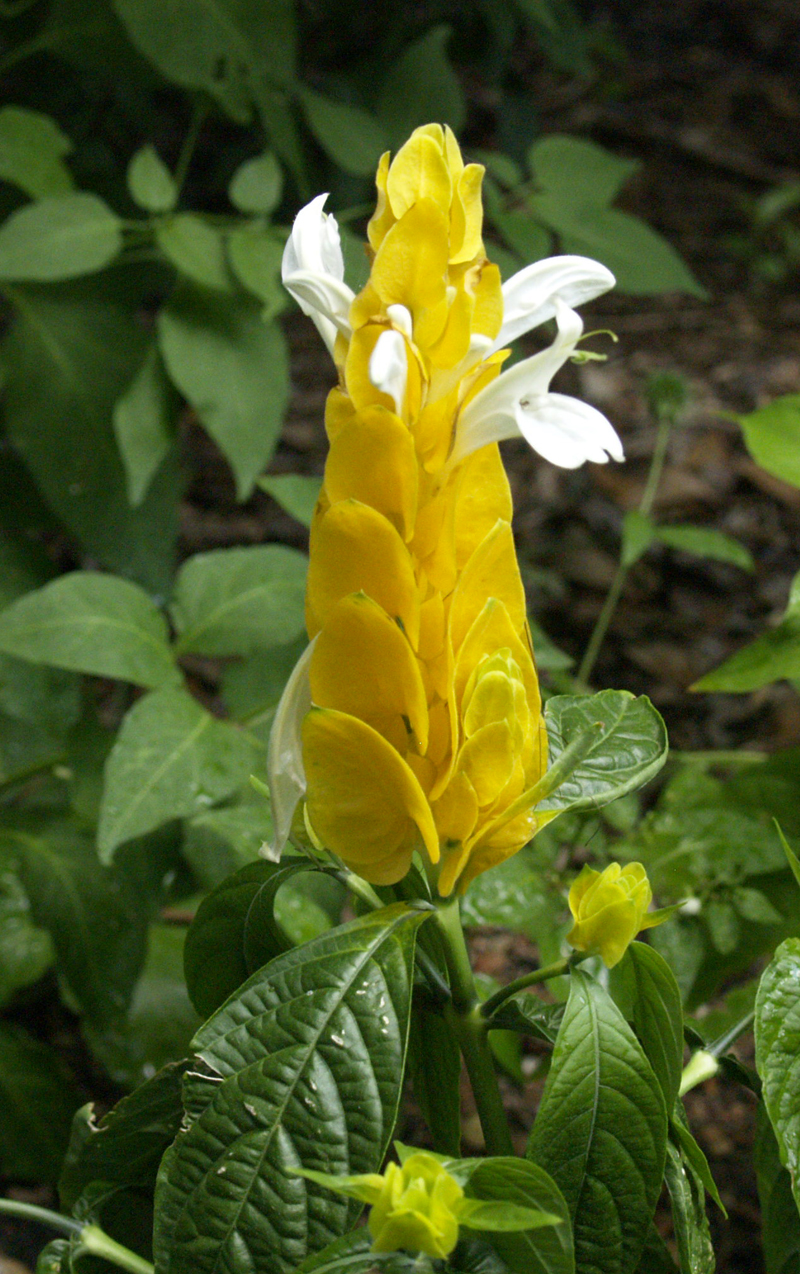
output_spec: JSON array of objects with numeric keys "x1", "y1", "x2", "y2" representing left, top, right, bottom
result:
[
  {"x1": 448, "y1": 519, "x2": 528, "y2": 653},
  {"x1": 324, "y1": 406, "x2": 419, "y2": 541},
  {"x1": 385, "y1": 130, "x2": 452, "y2": 221},
  {"x1": 453, "y1": 445, "x2": 513, "y2": 569},
  {"x1": 302, "y1": 707, "x2": 439, "y2": 884},
  {"x1": 450, "y1": 163, "x2": 486, "y2": 265},
  {"x1": 458, "y1": 719, "x2": 516, "y2": 807},
  {"x1": 453, "y1": 599, "x2": 539, "y2": 723},
  {"x1": 432, "y1": 770, "x2": 479, "y2": 845},
  {"x1": 306, "y1": 499, "x2": 421, "y2": 647},
  {"x1": 370, "y1": 199, "x2": 450, "y2": 314},
  {"x1": 566, "y1": 862, "x2": 657, "y2": 968},
  {"x1": 309, "y1": 592, "x2": 429, "y2": 753},
  {"x1": 367, "y1": 151, "x2": 394, "y2": 251}
]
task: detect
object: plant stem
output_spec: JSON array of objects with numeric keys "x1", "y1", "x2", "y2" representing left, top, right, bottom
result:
[
  {"x1": 173, "y1": 101, "x2": 207, "y2": 197},
  {"x1": 638, "y1": 417, "x2": 672, "y2": 519},
  {"x1": 708, "y1": 1008, "x2": 756, "y2": 1059},
  {"x1": 77, "y1": 1226, "x2": 154, "y2": 1274},
  {"x1": 434, "y1": 898, "x2": 514, "y2": 1156},
  {"x1": 480, "y1": 956, "x2": 583, "y2": 1019},
  {"x1": 0, "y1": 1199, "x2": 81, "y2": 1235}
]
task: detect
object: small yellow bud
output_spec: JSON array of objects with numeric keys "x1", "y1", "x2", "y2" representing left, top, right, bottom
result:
[
  {"x1": 567, "y1": 862, "x2": 656, "y2": 968},
  {"x1": 368, "y1": 1153, "x2": 463, "y2": 1259}
]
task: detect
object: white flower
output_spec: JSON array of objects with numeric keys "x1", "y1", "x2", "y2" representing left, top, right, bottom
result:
[
  {"x1": 452, "y1": 296, "x2": 624, "y2": 470},
  {"x1": 369, "y1": 328, "x2": 408, "y2": 415},
  {"x1": 264, "y1": 638, "x2": 315, "y2": 860},
  {"x1": 492, "y1": 254, "x2": 616, "y2": 353},
  {"x1": 281, "y1": 194, "x2": 354, "y2": 358}
]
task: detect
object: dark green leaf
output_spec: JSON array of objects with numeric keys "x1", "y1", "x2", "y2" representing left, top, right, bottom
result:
[
  {"x1": 298, "y1": 88, "x2": 388, "y2": 177},
  {"x1": 98, "y1": 686, "x2": 261, "y2": 858},
  {"x1": 0, "y1": 867, "x2": 55, "y2": 1007},
  {"x1": 540, "y1": 690, "x2": 669, "y2": 812},
  {"x1": 527, "y1": 970, "x2": 667, "y2": 1274},
  {"x1": 158, "y1": 287, "x2": 289, "y2": 499},
  {"x1": 669, "y1": 1116, "x2": 726, "y2": 1215},
  {"x1": 59, "y1": 1061, "x2": 187, "y2": 1210},
  {"x1": 156, "y1": 214, "x2": 231, "y2": 290},
  {"x1": 465, "y1": 1158, "x2": 573, "y2": 1274},
  {"x1": 0, "y1": 709, "x2": 64, "y2": 786},
  {"x1": 171, "y1": 544, "x2": 307, "y2": 656},
  {"x1": 127, "y1": 144, "x2": 177, "y2": 213},
  {"x1": 692, "y1": 572, "x2": 800, "y2": 692},
  {"x1": 0, "y1": 572, "x2": 179, "y2": 688},
  {"x1": 0, "y1": 107, "x2": 73, "y2": 199},
  {"x1": 296, "y1": 1229, "x2": 420, "y2": 1272},
  {"x1": 632, "y1": 1226, "x2": 677, "y2": 1273},
  {"x1": 229, "y1": 152, "x2": 283, "y2": 215},
  {"x1": 376, "y1": 26, "x2": 466, "y2": 146},
  {"x1": 737, "y1": 395, "x2": 800, "y2": 491},
  {"x1": 0, "y1": 1022, "x2": 82, "y2": 1181},
  {"x1": 3, "y1": 283, "x2": 179, "y2": 593},
  {"x1": 0, "y1": 193, "x2": 121, "y2": 281},
  {"x1": 461, "y1": 849, "x2": 562, "y2": 938},
  {"x1": 406, "y1": 993, "x2": 462, "y2": 1155},
  {"x1": 113, "y1": 343, "x2": 176, "y2": 507},
  {"x1": 182, "y1": 802, "x2": 273, "y2": 887},
  {"x1": 258, "y1": 474, "x2": 322, "y2": 528},
  {"x1": 755, "y1": 1104, "x2": 800, "y2": 1274},
  {"x1": 220, "y1": 636, "x2": 306, "y2": 723},
  {"x1": 756, "y1": 938, "x2": 800, "y2": 1212},
  {"x1": 664, "y1": 1115, "x2": 715, "y2": 1274},
  {"x1": 485, "y1": 995, "x2": 564, "y2": 1044},
  {"x1": 609, "y1": 941, "x2": 684, "y2": 1109},
  {"x1": 154, "y1": 905, "x2": 427, "y2": 1274}
]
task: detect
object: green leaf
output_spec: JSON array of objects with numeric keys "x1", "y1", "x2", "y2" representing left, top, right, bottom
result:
[
  {"x1": 540, "y1": 690, "x2": 669, "y2": 812},
  {"x1": 227, "y1": 222, "x2": 286, "y2": 316},
  {"x1": 462, "y1": 849, "x2": 561, "y2": 941},
  {"x1": 0, "y1": 106, "x2": 73, "y2": 198},
  {"x1": 0, "y1": 1022, "x2": 82, "y2": 1181},
  {"x1": 158, "y1": 287, "x2": 289, "y2": 499},
  {"x1": 156, "y1": 214, "x2": 231, "y2": 290},
  {"x1": 406, "y1": 993, "x2": 462, "y2": 1155},
  {"x1": 490, "y1": 206, "x2": 552, "y2": 265},
  {"x1": 171, "y1": 544, "x2": 307, "y2": 657},
  {"x1": 154, "y1": 904, "x2": 427, "y2": 1274},
  {"x1": 664, "y1": 1113, "x2": 715, "y2": 1274},
  {"x1": 220, "y1": 635, "x2": 306, "y2": 723},
  {"x1": 0, "y1": 193, "x2": 121, "y2": 281},
  {"x1": 1, "y1": 816, "x2": 152, "y2": 1025},
  {"x1": 113, "y1": 343, "x2": 176, "y2": 506},
  {"x1": 776, "y1": 819, "x2": 800, "y2": 890},
  {"x1": 756, "y1": 938, "x2": 800, "y2": 1212},
  {"x1": 652, "y1": 524, "x2": 753, "y2": 571},
  {"x1": 755, "y1": 1104, "x2": 800, "y2": 1274},
  {"x1": 609, "y1": 941, "x2": 684, "y2": 1110},
  {"x1": 484, "y1": 995, "x2": 564, "y2": 1045},
  {"x1": 376, "y1": 25, "x2": 466, "y2": 146},
  {"x1": 458, "y1": 1199, "x2": 562, "y2": 1233},
  {"x1": 127, "y1": 144, "x2": 177, "y2": 213},
  {"x1": 632, "y1": 1226, "x2": 678, "y2": 1273},
  {"x1": 669, "y1": 1115, "x2": 726, "y2": 1215},
  {"x1": 59, "y1": 1061, "x2": 187, "y2": 1210},
  {"x1": 183, "y1": 859, "x2": 316, "y2": 1017},
  {"x1": 621, "y1": 511, "x2": 656, "y2": 568},
  {"x1": 296, "y1": 1230, "x2": 419, "y2": 1272},
  {"x1": 112, "y1": 0, "x2": 296, "y2": 121},
  {"x1": 298, "y1": 87, "x2": 389, "y2": 178},
  {"x1": 704, "y1": 898, "x2": 741, "y2": 955},
  {"x1": 464, "y1": 1158, "x2": 573, "y2": 1274},
  {"x1": 737, "y1": 395, "x2": 800, "y2": 490},
  {"x1": 182, "y1": 802, "x2": 273, "y2": 887},
  {"x1": 97, "y1": 686, "x2": 261, "y2": 859},
  {"x1": 529, "y1": 135, "x2": 640, "y2": 209},
  {"x1": 692, "y1": 571, "x2": 800, "y2": 692},
  {"x1": 0, "y1": 572, "x2": 179, "y2": 688},
  {"x1": 258, "y1": 473, "x2": 322, "y2": 527},
  {"x1": 3, "y1": 284, "x2": 179, "y2": 594},
  {"x1": 733, "y1": 885, "x2": 783, "y2": 925},
  {"x1": 527, "y1": 970, "x2": 668, "y2": 1274},
  {"x1": 229, "y1": 151, "x2": 283, "y2": 215},
  {"x1": 0, "y1": 710, "x2": 64, "y2": 786},
  {"x1": 0, "y1": 868, "x2": 55, "y2": 1007}
]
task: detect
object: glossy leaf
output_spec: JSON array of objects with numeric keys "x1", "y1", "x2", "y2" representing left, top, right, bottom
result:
[
  {"x1": 298, "y1": 87, "x2": 388, "y2": 177},
  {"x1": 0, "y1": 192, "x2": 121, "y2": 280},
  {"x1": 0, "y1": 572, "x2": 179, "y2": 688},
  {"x1": 258, "y1": 474, "x2": 322, "y2": 528},
  {"x1": 539, "y1": 690, "x2": 669, "y2": 813},
  {"x1": 737, "y1": 395, "x2": 800, "y2": 490},
  {"x1": 296, "y1": 1229, "x2": 419, "y2": 1272},
  {"x1": 127, "y1": 144, "x2": 177, "y2": 212},
  {"x1": 609, "y1": 941, "x2": 684, "y2": 1110},
  {"x1": 3, "y1": 284, "x2": 179, "y2": 593},
  {"x1": 406, "y1": 993, "x2": 462, "y2": 1156},
  {"x1": 98, "y1": 686, "x2": 261, "y2": 859},
  {"x1": 664, "y1": 1117, "x2": 715, "y2": 1274},
  {"x1": 0, "y1": 106, "x2": 73, "y2": 198},
  {"x1": 756, "y1": 938, "x2": 800, "y2": 1211},
  {"x1": 755, "y1": 1105, "x2": 800, "y2": 1274},
  {"x1": 158, "y1": 288, "x2": 289, "y2": 499},
  {"x1": 0, "y1": 1022, "x2": 82, "y2": 1181},
  {"x1": 527, "y1": 970, "x2": 667, "y2": 1274},
  {"x1": 464, "y1": 1158, "x2": 573, "y2": 1274},
  {"x1": 154, "y1": 905, "x2": 427, "y2": 1274},
  {"x1": 692, "y1": 571, "x2": 800, "y2": 692},
  {"x1": 113, "y1": 343, "x2": 176, "y2": 506},
  {"x1": 171, "y1": 544, "x2": 307, "y2": 657}
]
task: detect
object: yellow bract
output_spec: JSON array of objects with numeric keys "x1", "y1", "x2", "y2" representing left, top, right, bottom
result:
[
  {"x1": 567, "y1": 862, "x2": 662, "y2": 968},
  {"x1": 368, "y1": 1154, "x2": 464, "y2": 1259},
  {"x1": 299, "y1": 123, "x2": 549, "y2": 893}
]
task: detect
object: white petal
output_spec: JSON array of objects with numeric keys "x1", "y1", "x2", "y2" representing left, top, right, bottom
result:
[
  {"x1": 369, "y1": 328, "x2": 408, "y2": 415},
  {"x1": 515, "y1": 393, "x2": 624, "y2": 467},
  {"x1": 282, "y1": 194, "x2": 354, "y2": 357},
  {"x1": 492, "y1": 254, "x2": 615, "y2": 353},
  {"x1": 386, "y1": 304, "x2": 413, "y2": 339},
  {"x1": 264, "y1": 638, "x2": 316, "y2": 861}
]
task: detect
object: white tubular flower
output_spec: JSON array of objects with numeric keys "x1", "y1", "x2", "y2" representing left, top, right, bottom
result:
[
  {"x1": 264, "y1": 638, "x2": 316, "y2": 860},
  {"x1": 491, "y1": 255, "x2": 616, "y2": 354},
  {"x1": 369, "y1": 328, "x2": 408, "y2": 415},
  {"x1": 452, "y1": 298, "x2": 624, "y2": 470},
  {"x1": 281, "y1": 194, "x2": 354, "y2": 358}
]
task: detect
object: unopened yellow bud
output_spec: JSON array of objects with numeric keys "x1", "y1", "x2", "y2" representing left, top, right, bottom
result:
[
  {"x1": 567, "y1": 862, "x2": 656, "y2": 968},
  {"x1": 368, "y1": 1153, "x2": 463, "y2": 1259}
]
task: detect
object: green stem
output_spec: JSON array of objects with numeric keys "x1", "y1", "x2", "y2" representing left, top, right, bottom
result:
[
  {"x1": 707, "y1": 1008, "x2": 755, "y2": 1059},
  {"x1": 638, "y1": 417, "x2": 672, "y2": 519},
  {"x1": 173, "y1": 101, "x2": 207, "y2": 198},
  {"x1": 0, "y1": 1199, "x2": 81, "y2": 1235},
  {"x1": 480, "y1": 956, "x2": 584, "y2": 1019},
  {"x1": 434, "y1": 898, "x2": 514, "y2": 1155},
  {"x1": 78, "y1": 1226, "x2": 154, "y2": 1274}
]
